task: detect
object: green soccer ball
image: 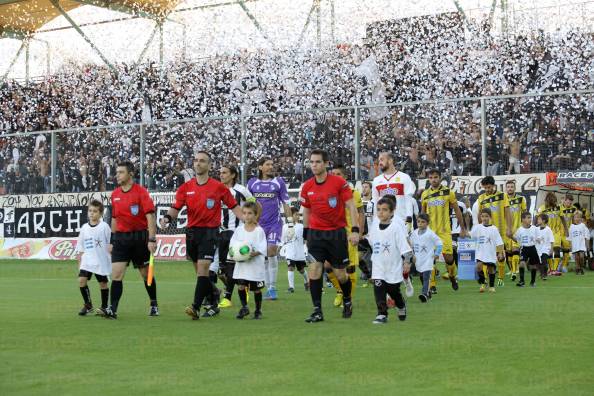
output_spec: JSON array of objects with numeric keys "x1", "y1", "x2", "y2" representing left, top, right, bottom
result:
[{"x1": 228, "y1": 241, "x2": 252, "y2": 262}]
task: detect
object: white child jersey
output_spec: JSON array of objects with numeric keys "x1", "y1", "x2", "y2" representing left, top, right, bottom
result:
[
  {"x1": 535, "y1": 226, "x2": 555, "y2": 257},
  {"x1": 514, "y1": 225, "x2": 539, "y2": 247},
  {"x1": 371, "y1": 171, "x2": 416, "y2": 223},
  {"x1": 470, "y1": 224, "x2": 504, "y2": 264},
  {"x1": 281, "y1": 223, "x2": 305, "y2": 261},
  {"x1": 231, "y1": 224, "x2": 268, "y2": 282},
  {"x1": 568, "y1": 223, "x2": 590, "y2": 253},
  {"x1": 76, "y1": 220, "x2": 112, "y2": 276},
  {"x1": 410, "y1": 228, "x2": 442, "y2": 273},
  {"x1": 368, "y1": 220, "x2": 412, "y2": 284}
]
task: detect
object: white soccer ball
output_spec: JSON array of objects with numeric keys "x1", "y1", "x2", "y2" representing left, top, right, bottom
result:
[{"x1": 228, "y1": 241, "x2": 252, "y2": 262}]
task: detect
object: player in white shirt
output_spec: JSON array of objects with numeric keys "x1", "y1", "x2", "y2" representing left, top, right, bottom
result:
[
  {"x1": 368, "y1": 197, "x2": 413, "y2": 324},
  {"x1": 568, "y1": 211, "x2": 590, "y2": 275},
  {"x1": 282, "y1": 207, "x2": 309, "y2": 292},
  {"x1": 410, "y1": 213, "x2": 443, "y2": 302},
  {"x1": 470, "y1": 208, "x2": 505, "y2": 293},
  {"x1": 75, "y1": 200, "x2": 112, "y2": 316},
  {"x1": 371, "y1": 152, "x2": 416, "y2": 224},
  {"x1": 215, "y1": 165, "x2": 254, "y2": 310},
  {"x1": 512, "y1": 212, "x2": 541, "y2": 287},
  {"x1": 535, "y1": 214, "x2": 555, "y2": 281},
  {"x1": 231, "y1": 202, "x2": 268, "y2": 319}
]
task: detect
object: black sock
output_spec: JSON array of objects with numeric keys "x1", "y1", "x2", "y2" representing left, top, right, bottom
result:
[
  {"x1": 255, "y1": 292, "x2": 262, "y2": 312},
  {"x1": 478, "y1": 270, "x2": 486, "y2": 285},
  {"x1": 193, "y1": 276, "x2": 211, "y2": 310},
  {"x1": 209, "y1": 270, "x2": 218, "y2": 284},
  {"x1": 238, "y1": 288, "x2": 248, "y2": 307},
  {"x1": 144, "y1": 278, "x2": 158, "y2": 306},
  {"x1": 386, "y1": 282, "x2": 405, "y2": 309},
  {"x1": 519, "y1": 267, "x2": 525, "y2": 282},
  {"x1": 100, "y1": 288, "x2": 109, "y2": 308},
  {"x1": 225, "y1": 279, "x2": 235, "y2": 300},
  {"x1": 340, "y1": 278, "x2": 352, "y2": 304},
  {"x1": 309, "y1": 278, "x2": 323, "y2": 310},
  {"x1": 373, "y1": 279, "x2": 388, "y2": 315},
  {"x1": 110, "y1": 280, "x2": 123, "y2": 312},
  {"x1": 530, "y1": 269, "x2": 537, "y2": 284},
  {"x1": 80, "y1": 286, "x2": 91, "y2": 305},
  {"x1": 488, "y1": 273, "x2": 495, "y2": 287}
]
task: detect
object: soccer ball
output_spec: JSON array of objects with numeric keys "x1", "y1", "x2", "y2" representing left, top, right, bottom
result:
[{"x1": 228, "y1": 241, "x2": 252, "y2": 262}]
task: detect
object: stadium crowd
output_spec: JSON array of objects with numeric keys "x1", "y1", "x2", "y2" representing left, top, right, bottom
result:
[{"x1": 0, "y1": 23, "x2": 593, "y2": 194}]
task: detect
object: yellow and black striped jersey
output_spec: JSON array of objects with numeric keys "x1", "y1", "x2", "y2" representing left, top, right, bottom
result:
[
  {"x1": 560, "y1": 204, "x2": 577, "y2": 225},
  {"x1": 477, "y1": 191, "x2": 509, "y2": 237},
  {"x1": 507, "y1": 194, "x2": 527, "y2": 232},
  {"x1": 421, "y1": 185, "x2": 457, "y2": 235},
  {"x1": 538, "y1": 205, "x2": 564, "y2": 236}
]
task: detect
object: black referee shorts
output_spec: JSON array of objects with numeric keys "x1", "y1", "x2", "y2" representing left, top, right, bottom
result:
[
  {"x1": 186, "y1": 227, "x2": 219, "y2": 263},
  {"x1": 112, "y1": 230, "x2": 150, "y2": 268},
  {"x1": 306, "y1": 228, "x2": 349, "y2": 269}
]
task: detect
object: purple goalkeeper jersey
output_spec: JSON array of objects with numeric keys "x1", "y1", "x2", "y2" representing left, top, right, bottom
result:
[{"x1": 247, "y1": 177, "x2": 289, "y2": 226}]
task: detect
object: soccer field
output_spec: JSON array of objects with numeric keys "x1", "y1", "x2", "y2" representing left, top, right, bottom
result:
[{"x1": 1, "y1": 260, "x2": 593, "y2": 396}]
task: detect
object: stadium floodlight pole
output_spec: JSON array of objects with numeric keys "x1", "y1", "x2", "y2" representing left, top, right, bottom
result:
[
  {"x1": 50, "y1": 0, "x2": 118, "y2": 76},
  {"x1": 329, "y1": 0, "x2": 335, "y2": 44},
  {"x1": 297, "y1": 0, "x2": 318, "y2": 47},
  {"x1": 25, "y1": 38, "x2": 30, "y2": 84},
  {"x1": 1, "y1": 40, "x2": 26, "y2": 82},
  {"x1": 316, "y1": 0, "x2": 322, "y2": 48},
  {"x1": 480, "y1": 98, "x2": 487, "y2": 177},
  {"x1": 354, "y1": 106, "x2": 360, "y2": 181},
  {"x1": 50, "y1": 132, "x2": 57, "y2": 193},
  {"x1": 237, "y1": 1, "x2": 275, "y2": 49},
  {"x1": 240, "y1": 117, "x2": 248, "y2": 185},
  {"x1": 139, "y1": 124, "x2": 146, "y2": 187},
  {"x1": 159, "y1": 21, "x2": 165, "y2": 71}
]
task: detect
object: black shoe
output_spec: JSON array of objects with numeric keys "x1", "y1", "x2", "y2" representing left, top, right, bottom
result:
[
  {"x1": 149, "y1": 305, "x2": 160, "y2": 317},
  {"x1": 202, "y1": 306, "x2": 220, "y2": 318},
  {"x1": 185, "y1": 305, "x2": 200, "y2": 320},
  {"x1": 305, "y1": 309, "x2": 324, "y2": 323},
  {"x1": 78, "y1": 304, "x2": 93, "y2": 316},
  {"x1": 253, "y1": 310, "x2": 263, "y2": 320},
  {"x1": 516, "y1": 281, "x2": 525, "y2": 287},
  {"x1": 288, "y1": 287, "x2": 295, "y2": 293},
  {"x1": 397, "y1": 304, "x2": 407, "y2": 321},
  {"x1": 418, "y1": 294, "x2": 428, "y2": 303},
  {"x1": 236, "y1": 306, "x2": 250, "y2": 319},
  {"x1": 304, "y1": 283, "x2": 309, "y2": 292},
  {"x1": 342, "y1": 301, "x2": 353, "y2": 319},
  {"x1": 511, "y1": 273, "x2": 517, "y2": 281},
  {"x1": 450, "y1": 278, "x2": 459, "y2": 291},
  {"x1": 430, "y1": 286, "x2": 437, "y2": 295},
  {"x1": 530, "y1": 282, "x2": 536, "y2": 288},
  {"x1": 104, "y1": 307, "x2": 117, "y2": 320},
  {"x1": 95, "y1": 307, "x2": 108, "y2": 317}
]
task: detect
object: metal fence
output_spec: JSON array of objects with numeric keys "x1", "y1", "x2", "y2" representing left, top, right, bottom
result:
[{"x1": 0, "y1": 88, "x2": 593, "y2": 195}]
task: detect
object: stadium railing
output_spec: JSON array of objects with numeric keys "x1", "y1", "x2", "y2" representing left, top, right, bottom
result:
[{"x1": 0, "y1": 88, "x2": 592, "y2": 195}]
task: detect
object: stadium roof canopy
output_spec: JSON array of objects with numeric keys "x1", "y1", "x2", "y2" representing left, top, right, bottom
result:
[{"x1": 0, "y1": 0, "x2": 180, "y2": 39}]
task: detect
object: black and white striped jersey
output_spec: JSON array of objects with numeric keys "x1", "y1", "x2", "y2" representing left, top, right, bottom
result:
[{"x1": 221, "y1": 183, "x2": 253, "y2": 231}]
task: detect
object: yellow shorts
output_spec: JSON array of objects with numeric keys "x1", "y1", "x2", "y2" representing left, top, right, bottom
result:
[
  {"x1": 504, "y1": 236, "x2": 520, "y2": 252},
  {"x1": 436, "y1": 233, "x2": 453, "y2": 256},
  {"x1": 348, "y1": 243, "x2": 359, "y2": 267},
  {"x1": 561, "y1": 236, "x2": 571, "y2": 251},
  {"x1": 553, "y1": 233, "x2": 562, "y2": 249}
]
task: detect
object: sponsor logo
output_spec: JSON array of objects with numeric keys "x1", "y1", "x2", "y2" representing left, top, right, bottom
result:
[
  {"x1": 114, "y1": 198, "x2": 121, "y2": 201},
  {"x1": 130, "y1": 204, "x2": 139, "y2": 216},
  {"x1": 49, "y1": 240, "x2": 78, "y2": 260},
  {"x1": 253, "y1": 192, "x2": 276, "y2": 199},
  {"x1": 186, "y1": 191, "x2": 195, "y2": 195},
  {"x1": 307, "y1": 192, "x2": 314, "y2": 195},
  {"x1": 428, "y1": 199, "x2": 445, "y2": 207},
  {"x1": 558, "y1": 171, "x2": 594, "y2": 180},
  {"x1": 155, "y1": 237, "x2": 187, "y2": 259}
]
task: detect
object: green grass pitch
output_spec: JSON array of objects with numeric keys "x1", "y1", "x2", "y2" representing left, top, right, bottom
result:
[{"x1": 1, "y1": 260, "x2": 594, "y2": 395}]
